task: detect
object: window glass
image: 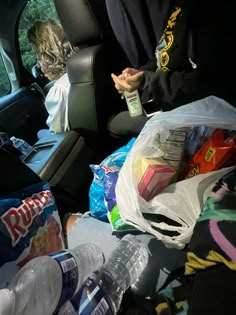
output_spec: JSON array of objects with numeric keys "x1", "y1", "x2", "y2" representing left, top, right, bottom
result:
[
  {"x1": 0, "y1": 53, "x2": 10, "y2": 97},
  {"x1": 18, "y1": 0, "x2": 59, "y2": 73}
]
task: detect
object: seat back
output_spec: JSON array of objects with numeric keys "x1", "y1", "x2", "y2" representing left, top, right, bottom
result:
[{"x1": 54, "y1": 0, "x2": 128, "y2": 146}]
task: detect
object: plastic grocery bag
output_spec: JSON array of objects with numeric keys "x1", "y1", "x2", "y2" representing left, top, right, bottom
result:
[{"x1": 115, "y1": 96, "x2": 236, "y2": 249}]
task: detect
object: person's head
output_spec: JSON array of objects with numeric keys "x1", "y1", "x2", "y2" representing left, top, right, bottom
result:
[{"x1": 27, "y1": 19, "x2": 74, "y2": 81}]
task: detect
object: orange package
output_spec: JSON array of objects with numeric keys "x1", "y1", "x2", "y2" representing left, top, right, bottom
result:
[{"x1": 179, "y1": 129, "x2": 236, "y2": 180}]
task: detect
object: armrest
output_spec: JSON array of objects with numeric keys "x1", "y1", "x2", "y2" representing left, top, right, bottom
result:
[{"x1": 23, "y1": 131, "x2": 79, "y2": 181}]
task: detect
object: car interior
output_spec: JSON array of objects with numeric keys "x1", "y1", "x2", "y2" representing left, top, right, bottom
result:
[
  {"x1": 0, "y1": 0, "x2": 164, "y2": 217},
  {"x1": 0, "y1": 0, "x2": 127, "y2": 216},
  {"x1": 1, "y1": 0, "x2": 235, "y2": 313}
]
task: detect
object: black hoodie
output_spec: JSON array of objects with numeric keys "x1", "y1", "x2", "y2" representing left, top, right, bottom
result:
[{"x1": 139, "y1": 1, "x2": 236, "y2": 110}]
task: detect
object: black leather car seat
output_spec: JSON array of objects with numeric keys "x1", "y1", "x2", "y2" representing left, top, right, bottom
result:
[{"x1": 54, "y1": 0, "x2": 129, "y2": 151}]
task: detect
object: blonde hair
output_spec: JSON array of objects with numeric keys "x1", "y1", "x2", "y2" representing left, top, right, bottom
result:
[{"x1": 27, "y1": 19, "x2": 75, "y2": 80}]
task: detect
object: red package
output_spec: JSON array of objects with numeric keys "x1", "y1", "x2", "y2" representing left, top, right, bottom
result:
[
  {"x1": 138, "y1": 164, "x2": 176, "y2": 201},
  {"x1": 179, "y1": 129, "x2": 236, "y2": 180}
]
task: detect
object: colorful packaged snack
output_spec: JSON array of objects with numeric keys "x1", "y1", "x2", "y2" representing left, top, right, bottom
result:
[
  {"x1": 103, "y1": 170, "x2": 137, "y2": 235},
  {"x1": 0, "y1": 181, "x2": 65, "y2": 288},
  {"x1": 134, "y1": 157, "x2": 176, "y2": 201},
  {"x1": 183, "y1": 126, "x2": 216, "y2": 162},
  {"x1": 180, "y1": 129, "x2": 236, "y2": 180},
  {"x1": 107, "y1": 204, "x2": 137, "y2": 235},
  {"x1": 159, "y1": 129, "x2": 187, "y2": 171}
]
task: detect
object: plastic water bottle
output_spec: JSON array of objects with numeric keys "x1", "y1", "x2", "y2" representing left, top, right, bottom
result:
[
  {"x1": 0, "y1": 244, "x2": 104, "y2": 315},
  {"x1": 0, "y1": 289, "x2": 13, "y2": 314},
  {"x1": 124, "y1": 90, "x2": 143, "y2": 117},
  {"x1": 10, "y1": 136, "x2": 33, "y2": 156},
  {"x1": 59, "y1": 234, "x2": 149, "y2": 315}
]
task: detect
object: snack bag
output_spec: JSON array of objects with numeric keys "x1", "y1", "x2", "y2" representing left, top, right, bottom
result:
[
  {"x1": 104, "y1": 171, "x2": 137, "y2": 235},
  {"x1": 107, "y1": 204, "x2": 137, "y2": 235},
  {"x1": 183, "y1": 126, "x2": 216, "y2": 162},
  {"x1": 0, "y1": 181, "x2": 64, "y2": 288},
  {"x1": 134, "y1": 157, "x2": 176, "y2": 201},
  {"x1": 180, "y1": 129, "x2": 236, "y2": 180},
  {"x1": 158, "y1": 128, "x2": 187, "y2": 172},
  {"x1": 89, "y1": 138, "x2": 136, "y2": 221}
]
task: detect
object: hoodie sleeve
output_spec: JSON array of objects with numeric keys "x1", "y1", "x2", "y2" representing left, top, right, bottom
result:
[{"x1": 140, "y1": 67, "x2": 202, "y2": 110}]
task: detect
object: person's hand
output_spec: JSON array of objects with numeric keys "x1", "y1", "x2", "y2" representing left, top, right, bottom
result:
[
  {"x1": 111, "y1": 68, "x2": 144, "y2": 98},
  {"x1": 122, "y1": 67, "x2": 140, "y2": 77}
]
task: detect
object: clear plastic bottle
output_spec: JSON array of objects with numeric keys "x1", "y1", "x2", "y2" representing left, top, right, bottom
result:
[
  {"x1": 0, "y1": 244, "x2": 104, "y2": 315},
  {"x1": 10, "y1": 136, "x2": 33, "y2": 156},
  {"x1": 0, "y1": 289, "x2": 13, "y2": 314},
  {"x1": 59, "y1": 234, "x2": 149, "y2": 315}
]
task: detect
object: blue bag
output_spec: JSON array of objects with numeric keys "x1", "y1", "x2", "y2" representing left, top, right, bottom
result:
[{"x1": 89, "y1": 138, "x2": 136, "y2": 221}]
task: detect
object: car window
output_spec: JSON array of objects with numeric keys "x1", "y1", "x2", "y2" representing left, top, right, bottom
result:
[
  {"x1": 0, "y1": 53, "x2": 10, "y2": 97},
  {"x1": 18, "y1": 0, "x2": 59, "y2": 74}
]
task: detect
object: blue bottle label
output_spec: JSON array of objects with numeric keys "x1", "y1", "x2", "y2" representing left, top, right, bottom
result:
[
  {"x1": 70, "y1": 276, "x2": 113, "y2": 314},
  {"x1": 50, "y1": 250, "x2": 78, "y2": 313}
]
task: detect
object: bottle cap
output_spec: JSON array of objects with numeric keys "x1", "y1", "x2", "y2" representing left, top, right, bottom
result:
[{"x1": 0, "y1": 289, "x2": 14, "y2": 314}]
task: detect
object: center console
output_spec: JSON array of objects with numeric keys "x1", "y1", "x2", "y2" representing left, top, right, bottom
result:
[{"x1": 22, "y1": 131, "x2": 94, "y2": 216}]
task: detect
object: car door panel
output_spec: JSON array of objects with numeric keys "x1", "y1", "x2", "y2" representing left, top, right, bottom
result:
[{"x1": 0, "y1": 87, "x2": 48, "y2": 144}]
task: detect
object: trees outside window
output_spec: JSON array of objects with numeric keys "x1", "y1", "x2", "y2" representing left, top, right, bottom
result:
[
  {"x1": 19, "y1": 0, "x2": 59, "y2": 73},
  {"x1": 0, "y1": 54, "x2": 10, "y2": 97},
  {"x1": 0, "y1": 0, "x2": 60, "y2": 96}
]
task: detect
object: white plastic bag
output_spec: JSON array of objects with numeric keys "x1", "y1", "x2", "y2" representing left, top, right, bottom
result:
[{"x1": 116, "y1": 96, "x2": 236, "y2": 249}]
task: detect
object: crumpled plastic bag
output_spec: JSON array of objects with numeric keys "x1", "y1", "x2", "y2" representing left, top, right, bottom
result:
[{"x1": 116, "y1": 96, "x2": 236, "y2": 248}]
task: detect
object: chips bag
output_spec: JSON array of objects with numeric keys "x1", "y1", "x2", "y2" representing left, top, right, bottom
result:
[
  {"x1": 180, "y1": 129, "x2": 236, "y2": 180},
  {"x1": 0, "y1": 181, "x2": 64, "y2": 288}
]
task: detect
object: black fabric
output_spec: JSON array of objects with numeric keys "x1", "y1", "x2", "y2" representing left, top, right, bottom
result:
[
  {"x1": 152, "y1": 277, "x2": 193, "y2": 315},
  {"x1": 140, "y1": 1, "x2": 236, "y2": 109},
  {"x1": 107, "y1": 111, "x2": 148, "y2": 141},
  {"x1": 157, "y1": 266, "x2": 185, "y2": 293},
  {"x1": 140, "y1": 0, "x2": 194, "y2": 108},
  {"x1": 105, "y1": 0, "x2": 172, "y2": 68},
  {"x1": 105, "y1": 0, "x2": 142, "y2": 68},
  {"x1": 119, "y1": 289, "x2": 156, "y2": 315},
  {"x1": 121, "y1": 0, "x2": 156, "y2": 60},
  {"x1": 150, "y1": 266, "x2": 236, "y2": 315},
  {"x1": 145, "y1": 0, "x2": 174, "y2": 44},
  {"x1": 188, "y1": 265, "x2": 236, "y2": 315}
]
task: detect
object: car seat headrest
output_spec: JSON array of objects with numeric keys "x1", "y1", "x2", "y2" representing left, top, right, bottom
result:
[{"x1": 54, "y1": 0, "x2": 102, "y2": 46}]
